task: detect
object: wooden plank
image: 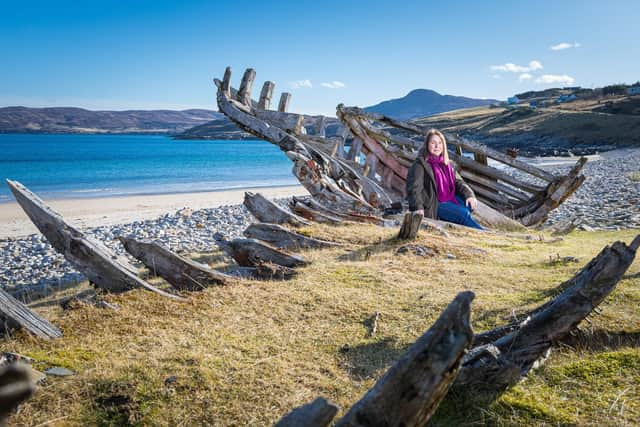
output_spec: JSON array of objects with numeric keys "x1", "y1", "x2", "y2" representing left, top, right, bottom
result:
[
  {"x1": 334, "y1": 292, "x2": 475, "y2": 427},
  {"x1": 459, "y1": 169, "x2": 534, "y2": 202},
  {"x1": 6, "y1": 180, "x2": 182, "y2": 300},
  {"x1": 275, "y1": 397, "x2": 339, "y2": 427},
  {"x1": 365, "y1": 153, "x2": 378, "y2": 179},
  {"x1": 222, "y1": 238, "x2": 309, "y2": 268},
  {"x1": 346, "y1": 137, "x2": 363, "y2": 161},
  {"x1": 278, "y1": 92, "x2": 292, "y2": 112},
  {"x1": 258, "y1": 81, "x2": 275, "y2": 110},
  {"x1": 253, "y1": 110, "x2": 304, "y2": 133},
  {"x1": 314, "y1": 116, "x2": 327, "y2": 137},
  {"x1": 237, "y1": 68, "x2": 256, "y2": 106},
  {"x1": 0, "y1": 364, "x2": 35, "y2": 426},
  {"x1": 222, "y1": 67, "x2": 232, "y2": 97},
  {"x1": 0, "y1": 287, "x2": 62, "y2": 339},
  {"x1": 244, "y1": 192, "x2": 310, "y2": 227},
  {"x1": 119, "y1": 237, "x2": 233, "y2": 291},
  {"x1": 243, "y1": 223, "x2": 341, "y2": 250},
  {"x1": 397, "y1": 211, "x2": 423, "y2": 239}
]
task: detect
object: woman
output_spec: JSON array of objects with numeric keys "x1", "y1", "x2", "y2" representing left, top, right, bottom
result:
[{"x1": 406, "y1": 129, "x2": 483, "y2": 229}]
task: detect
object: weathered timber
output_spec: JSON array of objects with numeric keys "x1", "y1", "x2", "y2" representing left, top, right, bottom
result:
[
  {"x1": 119, "y1": 237, "x2": 233, "y2": 291},
  {"x1": 0, "y1": 287, "x2": 62, "y2": 339},
  {"x1": 6, "y1": 180, "x2": 182, "y2": 300},
  {"x1": 275, "y1": 397, "x2": 339, "y2": 427},
  {"x1": 244, "y1": 192, "x2": 310, "y2": 227},
  {"x1": 254, "y1": 110, "x2": 304, "y2": 133},
  {"x1": 334, "y1": 291, "x2": 475, "y2": 427},
  {"x1": 222, "y1": 66, "x2": 232, "y2": 96},
  {"x1": 291, "y1": 200, "x2": 346, "y2": 225},
  {"x1": 237, "y1": 68, "x2": 256, "y2": 106},
  {"x1": 398, "y1": 211, "x2": 423, "y2": 239},
  {"x1": 314, "y1": 116, "x2": 327, "y2": 137},
  {"x1": 459, "y1": 169, "x2": 533, "y2": 202},
  {"x1": 472, "y1": 202, "x2": 527, "y2": 232},
  {"x1": 224, "y1": 264, "x2": 297, "y2": 280},
  {"x1": 0, "y1": 363, "x2": 35, "y2": 427},
  {"x1": 221, "y1": 238, "x2": 309, "y2": 268},
  {"x1": 243, "y1": 223, "x2": 340, "y2": 250},
  {"x1": 457, "y1": 235, "x2": 640, "y2": 393},
  {"x1": 278, "y1": 92, "x2": 292, "y2": 112},
  {"x1": 258, "y1": 81, "x2": 275, "y2": 110}
]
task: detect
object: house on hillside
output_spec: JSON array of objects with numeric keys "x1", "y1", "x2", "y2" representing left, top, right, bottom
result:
[
  {"x1": 627, "y1": 86, "x2": 640, "y2": 96},
  {"x1": 507, "y1": 96, "x2": 520, "y2": 105},
  {"x1": 556, "y1": 94, "x2": 577, "y2": 103}
]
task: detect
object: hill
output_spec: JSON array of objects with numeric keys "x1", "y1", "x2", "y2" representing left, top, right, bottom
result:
[
  {"x1": 365, "y1": 89, "x2": 499, "y2": 120},
  {"x1": 3, "y1": 224, "x2": 639, "y2": 425},
  {"x1": 414, "y1": 96, "x2": 640, "y2": 156},
  {"x1": 0, "y1": 107, "x2": 221, "y2": 134}
]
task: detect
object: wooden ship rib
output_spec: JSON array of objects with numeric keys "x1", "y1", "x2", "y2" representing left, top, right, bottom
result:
[{"x1": 213, "y1": 66, "x2": 587, "y2": 228}]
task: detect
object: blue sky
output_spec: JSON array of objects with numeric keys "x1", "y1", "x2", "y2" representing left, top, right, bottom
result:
[{"x1": 1, "y1": 0, "x2": 638, "y2": 115}]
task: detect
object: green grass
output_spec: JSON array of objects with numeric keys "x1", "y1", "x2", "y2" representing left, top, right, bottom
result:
[{"x1": 3, "y1": 225, "x2": 639, "y2": 426}]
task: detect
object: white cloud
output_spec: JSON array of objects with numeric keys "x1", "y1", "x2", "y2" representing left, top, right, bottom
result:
[
  {"x1": 321, "y1": 81, "x2": 346, "y2": 89},
  {"x1": 490, "y1": 60, "x2": 543, "y2": 73},
  {"x1": 519, "y1": 73, "x2": 533, "y2": 81},
  {"x1": 490, "y1": 74, "x2": 502, "y2": 79},
  {"x1": 550, "y1": 42, "x2": 581, "y2": 51},
  {"x1": 535, "y1": 74, "x2": 576, "y2": 85},
  {"x1": 290, "y1": 79, "x2": 312, "y2": 89}
]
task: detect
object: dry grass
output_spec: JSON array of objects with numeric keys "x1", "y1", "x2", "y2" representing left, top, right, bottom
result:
[{"x1": 4, "y1": 224, "x2": 640, "y2": 426}]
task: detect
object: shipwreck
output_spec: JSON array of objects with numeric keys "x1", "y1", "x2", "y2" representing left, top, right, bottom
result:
[{"x1": 214, "y1": 66, "x2": 587, "y2": 230}]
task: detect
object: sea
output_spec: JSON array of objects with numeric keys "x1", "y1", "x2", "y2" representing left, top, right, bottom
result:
[{"x1": 0, "y1": 134, "x2": 299, "y2": 203}]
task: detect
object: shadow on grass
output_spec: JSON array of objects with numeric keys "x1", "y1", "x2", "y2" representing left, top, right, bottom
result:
[
  {"x1": 559, "y1": 328, "x2": 640, "y2": 352},
  {"x1": 336, "y1": 236, "x2": 441, "y2": 262},
  {"x1": 336, "y1": 337, "x2": 406, "y2": 381}
]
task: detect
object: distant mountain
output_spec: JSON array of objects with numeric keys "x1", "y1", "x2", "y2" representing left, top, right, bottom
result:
[
  {"x1": 365, "y1": 89, "x2": 499, "y2": 120},
  {"x1": 0, "y1": 106, "x2": 222, "y2": 134},
  {"x1": 173, "y1": 118, "x2": 254, "y2": 140}
]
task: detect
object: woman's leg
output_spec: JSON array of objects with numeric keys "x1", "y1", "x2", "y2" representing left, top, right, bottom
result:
[{"x1": 438, "y1": 200, "x2": 484, "y2": 229}]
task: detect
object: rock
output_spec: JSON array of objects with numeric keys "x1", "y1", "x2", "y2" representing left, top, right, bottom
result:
[{"x1": 44, "y1": 367, "x2": 75, "y2": 377}]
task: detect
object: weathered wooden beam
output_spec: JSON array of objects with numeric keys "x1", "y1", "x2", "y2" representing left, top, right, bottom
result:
[
  {"x1": 448, "y1": 135, "x2": 556, "y2": 183},
  {"x1": 346, "y1": 137, "x2": 363, "y2": 161},
  {"x1": 243, "y1": 223, "x2": 340, "y2": 250},
  {"x1": 397, "y1": 211, "x2": 423, "y2": 239},
  {"x1": 6, "y1": 180, "x2": 182, "y2": 300},
  {"x1": 365, "y1": 153, "x2": 378, "y2": 180},
  {"x1": 275, "y1": 397, "x2": 339, "y2": 427},
  {"x1": 244, "y1": 192, "x2": 310, "y2": 227},
  {"x1": 0, "y1": 287, "x2": 62, "y2": 339},
  {"x1": 278, "y1": 92, "x2": 292, "y2": 112},
  {"x1": 237, "y1": 68, "x2": 256, "y2": 106},
  {"x1": 119, "y1": 237, "x2": 233, "y2": 291},
  {"x1": 222, "y1": 67, "x2": 232, "y2": 97},
  {"x1": 459, "y1": 169, "x2": 533, "y2": 202},
  {"x1": 473, "y1": 202, "x2": 527, "y2": 232},
  {"x1": 0, "y1": 364, "x2": 35, "y2": 427},
  {"x1": 334, "y1": 291, "x2": 475, "y2": 427},
  {"x1": 258, "y1": 81, "x2": 275, "y2": 110},
  {"x1": 221, "y1": 238, "x2": 309, "y2": 268},
  {"x1": 314, "y1": 116, "x2": 327, "y2": 137},
  {"x1": 457, "y1": 235, "x2": 640, "y2": 393},
  {"x1": 253, "y1": 110, "x2": 304, "y2": 133},
  {"x1": 292, "y1": 200, "x2": 346, "y2": 225}
]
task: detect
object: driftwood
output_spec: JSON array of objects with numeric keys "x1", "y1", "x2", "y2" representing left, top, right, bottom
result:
[
  {"x1": 6, "y1": 180, "x2": 181, "y2": 300},
  {"x1": 225, "y1": 263, "x2": 297, "y2": 280},
  {"x1": 217, "y1": 238, "x2": 308, "y2": 268},
  {"x1": 334, "y1": 291, "x2": 474, "y2": 426},
  {"x1": 0, "y1": 363, "x2": 35, "y2": 427},
  {"x1": 119, "y1": 237, "x2": 233, "y2": 291},
  {"x1": 398, "y1": 211, "x2": 423, "y2": 239},
  {"x1": 456, "y1": 235, "x2": 640, "y2": 393},
  {"x1": 0, "y1": 287, "x2": 62, "y2": 339},
  {"x1": 243, "y1": 223, "x2": 340, "y2": 250},
  {"x1": 274, "y1": 397, "x2": 339, "y2": 427},
  {"x1": 244, "y1": 192, "x2": 310, "y2": 227},
  {"x1": 291, "y1": 199, "x2": 346, "y2": 225}
]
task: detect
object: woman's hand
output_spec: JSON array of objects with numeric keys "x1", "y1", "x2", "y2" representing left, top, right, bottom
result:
[
  {"x1": 414, "y1": 209, "x2": 425, "y2": 216},
  {"x1": 465, "y1": 197, "x2": 478, "y2": 211}
]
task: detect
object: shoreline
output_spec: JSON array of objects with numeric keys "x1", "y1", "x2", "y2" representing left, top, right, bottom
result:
[{"x1": 0, "y1": 184, "x2": 308, "y2": 239}]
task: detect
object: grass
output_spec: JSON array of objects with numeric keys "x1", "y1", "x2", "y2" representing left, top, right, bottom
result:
[
  {"x1": 3, "y1": 224, "x2": 640, "y2": 426},
  {"x1": 627, "y1": 171, "x2": 640, "y2": 182}
]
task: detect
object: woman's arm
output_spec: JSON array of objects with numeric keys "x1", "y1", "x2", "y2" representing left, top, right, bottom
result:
[
  {"x1": 453, "y1": 168, "x2": 478, "y2": 209},
  {"x1": 406, "y1": 163, "x2": 425, "y2": 212}
]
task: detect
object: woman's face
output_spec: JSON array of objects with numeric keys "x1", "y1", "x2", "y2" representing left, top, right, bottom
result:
[{"x1": 427, "y1": 135, "x2": 443, "y2": 157}]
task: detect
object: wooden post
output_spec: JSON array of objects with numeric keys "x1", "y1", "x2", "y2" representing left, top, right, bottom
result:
[
  {"x1": 258, "y1": 81, "x2": 275, "y2": 110},
  {"x1": 237, "y1": 68, "x2": 256, "y2": 106},
  {"x1": 397, "y1": 211, "x2": 423, "y2": 239},
  {"x1": 275, "y1": 397, "x2": 339, "y2": 427},
  {"x1": 365, "y1": 153, "x2": 378, "y2": 179},
  {"x1": 347, "y1": 137, "x2": 363, "y2": 161},
  {"x1": 335, "y1": 292, "x2": 475, "y2": 427},
  {"x1": 314, "y1": 116, "x2": 326, "y2": 137},
  {"x1": 0, "y1": 287, "x2": 62, "y2": 339},
  {"x1": 278, "y1": 92, "x2": 292, "y2": 112},
  {"x1": 222, "y1": 67, "x2": 232, "y2": 97}
]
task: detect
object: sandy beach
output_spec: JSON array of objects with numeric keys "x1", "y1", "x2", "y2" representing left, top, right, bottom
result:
[{"x1": 0, "y1": 185, "x2": 308, "y2": 239}]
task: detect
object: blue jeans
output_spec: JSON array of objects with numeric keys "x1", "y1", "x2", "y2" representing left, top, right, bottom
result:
[{"x1": 437, "y1": 195, "x2": 484, "y2": 230}]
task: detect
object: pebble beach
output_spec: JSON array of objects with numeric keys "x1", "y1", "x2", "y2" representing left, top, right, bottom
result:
[{"x1": 1, "y1": 148, "x2": 639, "y2": 294}]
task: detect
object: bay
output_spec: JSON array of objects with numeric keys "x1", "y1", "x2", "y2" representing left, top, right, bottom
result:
[{"x1": 0, "y1": 134, "x2": 298, "y2": 202}]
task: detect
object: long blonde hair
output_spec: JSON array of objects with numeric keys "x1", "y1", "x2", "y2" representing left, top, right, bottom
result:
[{"x1": 421, "y1": 129, "x2": 450, "y2": 165}]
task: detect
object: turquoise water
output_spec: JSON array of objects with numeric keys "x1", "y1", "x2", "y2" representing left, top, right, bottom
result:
[{"x1": 0, "y1": 134, "x2": 299, "y2": 202}]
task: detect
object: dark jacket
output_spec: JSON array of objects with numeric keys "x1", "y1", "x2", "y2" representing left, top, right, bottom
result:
[{"x1": 406, "y1": 155, "x2": 475, "y2": 219}]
